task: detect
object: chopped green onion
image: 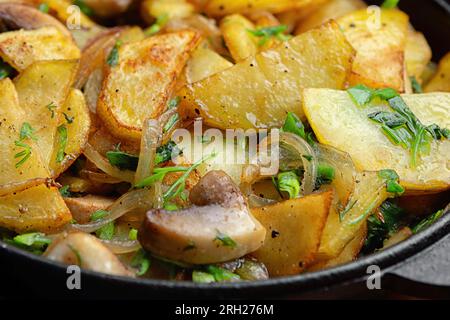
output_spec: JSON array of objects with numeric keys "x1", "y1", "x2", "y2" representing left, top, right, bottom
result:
[
  {"x1": 275, "y1": 171, "x2": 301, "y2": 199},
  {"x1": 38, "y1": 3, "x2": 49, "y2": 13},
  {"x1": 106, "y1": 150, "x2": 139, "y2": 171},
  {"x1": 282, "y1": 112, "x2": 305, "y2": 139},
  {"x1": 56, "y1": 125, "x2": 68, "y2": 163},
  {"x1": 248, "y1": 25, "x2": 291, "y2": 46},
  {"x1": 128, "y1": 228, "x2": 138, "y2": 241},
  {"x1": 214, "y1": 230, "x2": 237, "y2": 248},
  {"x1": 381, "y1": 0, "x2": 400, "y2": 9},
  {"x1": 90, "y1": 210, "x2": 115, "y2": 240},
  {"x1": 410, "y1": 76, "x2": 423, "y2": 93},
  {"x1": 131, "y1": 249, "x2": 151, "y2": 276},
  {"x1": 144, "y1": 14, "x2": 169, "y2": 36},
  {"x1": 73, "y1": 0, "x2": 94, "y2": 16},
  {"x1": 106, "y1": 40, "x2": 122, "y2": 67},
  {"x1": 192, "y1": 271, "x2": 216, "y2": 283},
  {"x1": 206, "y1": 265, "x2": 240, "y2": 282},
  {"x1": 59, "y1": 185, "x2": 72, "y2": 197},
  {"x1": 412, "y1": 210, "x2": 444, "y2": 234}
]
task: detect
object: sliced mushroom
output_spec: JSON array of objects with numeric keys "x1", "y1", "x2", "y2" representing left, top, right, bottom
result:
[
  {"x1": 0, "y1": 3, "x2": 71, "y2": 38},
  {"x1": 45, "y1": 232, "x2": 133, "y2": 277},
  {"x1": 64, "y1": 195, "x2": 115, "y2": 224},
  {"x1": 139, "y1": 170, "x2": 266, "y2": 265}
]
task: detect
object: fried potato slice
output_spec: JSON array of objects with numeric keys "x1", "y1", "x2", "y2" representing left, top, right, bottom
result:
[
  {"x1": 0, "y1": 27, "x2": 80, "y2": 72},
  {"x1": 0, "y1": 184, "x2": 71, "y2": 233},
  {"x1": 405, "y1": 29, "x2": 432, "y2": 83},
  {"x1": 220, "y1": 14, "x2": 258, "y2": 62},
  {"x1": 295, "y1": 0, "x2": 366, "y2": 34},
  {"x1": 251, "y1": 191, "x2": 333, "y2": 276},
  {"x1": 0, "y1": 78, "x2": 49, "y2": 196},
  {"x1": 37, "y1": 0, "x2": 97, "y2": 28},
  {"x1": 309, "y1": 222, "x2": 367, "y2": 271},
  {"x1": 317, "y1": 171, "x2": 389, "y2": 259},
  {"x1": 338, "y1": 9, "x2": 409, "y2": 92},
  {"x1": 97, "y1": 30, "x2": 201, "y2": 141},
  {"x1": 49, "y1": 89, "x2": 91, "y2": 178},
  {"x1": 425, "y1": 52, "x2": 450, "y2": 93},
  {"x1": 303, "y1": 89, "x2": 450, "y2": 192},
  {"x1": 179, "y1": 21, "x2": 354, "y2": 129},
  {"x1": 14, "y1": 60, "x2": 78, "y2": 167},
  {"x1": 141, "y1": 0, "x2": 195, "y2": 22},
  {"x1": 185, "y1": 42, "x2": 233, "y2": 83},
  {"x1": 205, "y1": 0, "x2": 317, "y2": 16}
]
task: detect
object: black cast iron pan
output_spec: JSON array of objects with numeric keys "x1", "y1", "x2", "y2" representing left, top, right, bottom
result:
[{"x1": 0, "y1": 0, "x2": 450, "y2": 300}]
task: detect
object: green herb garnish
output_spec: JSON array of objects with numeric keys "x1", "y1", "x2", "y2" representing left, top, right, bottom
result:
[
  {"x1": 128, "y1": 228, "x2": 138, "y2": 241},
  {"x1": 274, "y1": 171, "x2": 301, "y2": 199},
  {"x1": 144, "y1": 14, "x2": 169, "y2": 36},
  {"x1": 163, "y1": 114, "x2": 179, "y2": 133},
  {"x1": 412, "y1": 209, "x2": 445, "y2": 234},
  {"x1": 90, "y1": 210, "x2": 115, "y2": 240},
  {"x1": 316, "y1": 163, "x2": 335, "y2": 188},
  {"x1": 363, "y1": 200, "x2": 404, "y2": 253},
  {"x1": 38, "y1": 3, "x2": 49, "y2": 13},
  {"x1": 155, "y1": 141, "x2": 182, "y2": 165},
  {"x1": 14, "y1": 123, "x2": 38, "y2": 168},
  {"x1": 214, "y1": 230, "x2": 237, "y2": 248},
  {"x1": 59, "y1": 185, "x2": 72, "y2": 197},
  {"x1": 378, "y1": 169, "x2": 404, "y2": 196},
  {"x1": 168, "y1": 96, "x2": 181, "y2": 109},
  {"x1": 410, "y1": 76, "x2": 423, "y2": 93},
  {"x1": 192, "y1": 271, "x2": 216, "y2": 283},
  {"x1": 205, "y1": 265, "x2": 240, "y2": 282},
  {"x1": 73, "y1": 0, "x2": 94, "y2": 16},
  {"x1": 19, "y1": 122, "x2": 37, "y2": 141},
  {"x1": 381, "y1": 0, "x2": 400, "y2": 9},
  {"x1": 106, "y1": 40, "x2": 122, "y2": 67},
  {"x1": 106, "y1": 147, "x2": 139, "y2": 171},
  {"x1": 248, "y1": 25, "x2": 291, "y2": 46},
  {"x1": 56, "y1": 124, "x2": 68, "y2": 163},
  {"x1": 46, "y1": 102, "x2": 57, "y2": 118},
  {"x1": 0, "y1": 59, "x2": 14, "y2": 80},
  {"x1": 131, "y1": 249, "x2": 151, "y2": 276},
  {"x1": 135, "y1": 166, "x2": 189, "y2": 189}
]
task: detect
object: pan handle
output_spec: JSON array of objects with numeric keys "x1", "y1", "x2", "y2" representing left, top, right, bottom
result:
[{"x1": 383, "y1": 232, "x2": 450, "y2": 298}]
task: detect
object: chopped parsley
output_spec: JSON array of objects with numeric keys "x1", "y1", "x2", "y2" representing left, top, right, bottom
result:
[
  {"x1": 38, "y1": 3, "x2": 49, "y2": 13},
  {"x1": 73, "y1": 0, "x2": 94, "y2": 16},
  {"x1": 144, "y1": 14, "x2": 169, "y2": 37},
  {"x1": 214, "y1": 230, "x2": 237, "y2": 248},
  {"x1": 59, "y1": 185, "x2": 72, "y2": 197},
  {"x1": 410, "y1": 76, "x2": 423, "y2": 93},
  {"x1": 363, "y1": 201, "x2": 404, "y2": 253},
  {"x1": 90, "y1": 210, "x2": 115, "y2": 240},
  {"x1": 248, "y1": 25, "x2": 291, "y2": 46},
  {"x1": 131, "y1": 249, "x2": 151, "y2": 276},
  {"x1": 274, "y1": 171, "x2": 301, "y2": 199},
  {"x1": 378, "y1": 169, "x2": 404, "y2": 196},
  {"x1": 381, "y1": 0, "x2": 400, "y2": 9},
  {"x1": 106, "y1": 144, "x2": 139, "y2": 171},
  {"x1": 106, "y1": 40, "x2": 122, "y2": 67},
  {"x1": 412, "y1": 209, "x2": 445, "y2": 234},
  {"x1": 56, "y1": 124, "x2": 68, "y2": 163}
]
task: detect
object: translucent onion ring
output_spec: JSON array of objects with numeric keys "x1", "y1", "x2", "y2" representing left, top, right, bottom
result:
[{"x1": 101, "y1": 239, "x2": 141, "y2": 254}]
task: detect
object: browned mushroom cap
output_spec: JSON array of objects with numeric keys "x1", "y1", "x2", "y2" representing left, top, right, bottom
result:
[
  {"x1": 139, "y1": 170, "x2": 266, "y2": 265},
  {"x1": 0, "y1": 3, "x2": 71, "y2": 38}
]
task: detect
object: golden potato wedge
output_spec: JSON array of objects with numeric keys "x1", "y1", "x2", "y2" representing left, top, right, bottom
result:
[
  {"x1": 0, "y1": 184, "x2": 71, "y2": 233},
  {"x1": 185, "y1": 42, "x2": 233, "y2": 83},
  {"x1": 338, "y1": 9, "x2": 409, "y2": 92},
  {"x1": 318, "y1": 171, "x2": 390, "y2": 259},
  {"x1": 0, "y1": 27, "x2": 80, "y2": 72},
  {"x1": 309, "y1": 222, "x2": 367, "y2": 271},
  {"x1": 303, "y1": 89, "x2": 450, "y2": 192},
  {"x1": 251, "y1": 191, "x2": 333, "y2": 276},
  {"x1": 220, "y1": 14, "x2": 258, "y2": 62},
  {"x1": 425, "y1": 53, "x2": 450, "y2": 93},
  {"x1": 14, "y1": 60, "x2": 78, "y2": 167},
  {"x1": 0, "y1": 78, "x2": 49, "y2": 196},
  {"x1": 179, "y1": 21, "x2": 355, "y2": 129},
  {"x1": 97, "y1": 30, "x2": 201, "y2": 141},
  {"x1": 405, "y1": 29, "x2": 432, "y2": 82},
  {"x1": 49, "y1": 89, "x2": 91, "y2": 178},
  {"x1": 141, "y1": 0, "x2": 195, "y2": 23},
  {"x1": 295, "y1": 0, "x2": 366, "y2": 34},
  {"x1": 205, "y1": 0, "x2": 317, "y2": 16}
]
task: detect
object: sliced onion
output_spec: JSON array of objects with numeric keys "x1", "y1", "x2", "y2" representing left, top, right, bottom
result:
[
  {"x1": 101, "y1": 239, "x2": 141, "y2": 254},
  {"x1": 315, "y1": 144, "x2": 357, "y2": 206},
  {"x1": 69, "y1": 188, "x2": 155, "y2": 233},
  {"x1": 84, "y1": 143, "x2": 135, "y2": 183},
  {"x1": 134, "y1": 119, "x2": 161, "y2": 185}
]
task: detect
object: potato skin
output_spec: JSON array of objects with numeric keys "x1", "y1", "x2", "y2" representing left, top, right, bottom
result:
[
  {"x1": 97, "y1": 30, "x2": 201, "y2": 141},
  {"x1": 425, "y1": 52, "x2": 450, "y2": 93},
  {"x1": 179, "y1": 21, "x2": 355, "y2": 129}
]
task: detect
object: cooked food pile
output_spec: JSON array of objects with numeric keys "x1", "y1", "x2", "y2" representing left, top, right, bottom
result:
[{"x1": 0, "y1": 0, "x2": 449, "y2": 283}]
